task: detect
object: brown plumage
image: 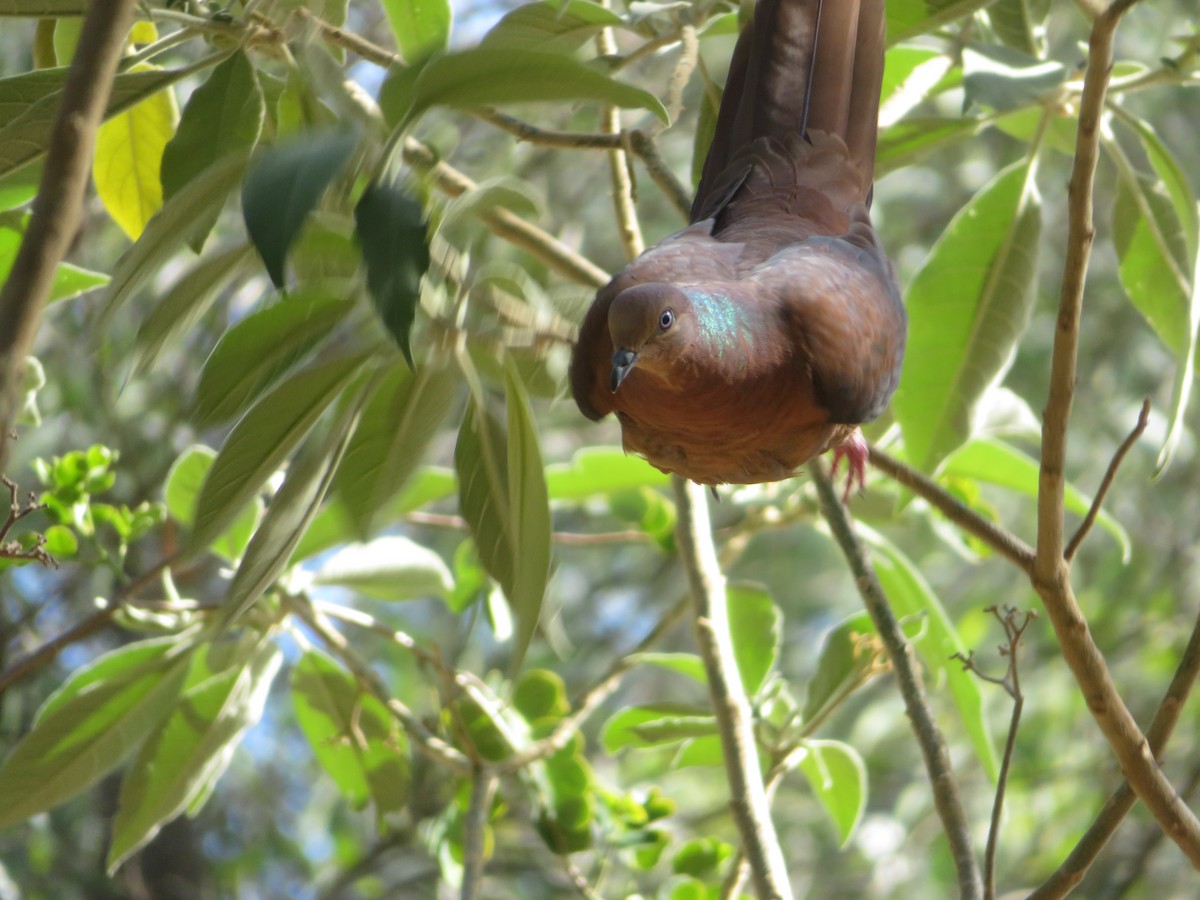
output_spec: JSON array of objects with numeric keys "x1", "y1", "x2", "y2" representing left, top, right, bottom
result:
[{"x1": 569, "y1": 0, "x2": 905, "y2": 489}]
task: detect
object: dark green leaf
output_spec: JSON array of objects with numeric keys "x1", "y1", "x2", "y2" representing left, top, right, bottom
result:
[
  {"x1": 242, "y1": 132, "x2": 357, "y2": 287},
  {"x1": 161, "y1": 50, "x2": 265, "y2": 252},
  {"x1": 354, "y1": 182, "x2": 430, "y2": 367}
]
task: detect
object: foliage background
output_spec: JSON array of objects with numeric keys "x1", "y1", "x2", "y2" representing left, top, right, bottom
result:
[{"x1": 0, "y1": 0, "x2": 1198, "y2": 897}]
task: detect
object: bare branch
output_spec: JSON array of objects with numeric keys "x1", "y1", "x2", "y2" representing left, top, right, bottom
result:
[
  {"x1": 1065, "y1": 399, "x2": 1149, "y2": 561},
  {"x1": 461, "y1": 766, "x2": 498, "y2": 900},
  {"x1": 1034, "y1": 0, "x2": 1200, "y2": 864},
  {"x1": 810, "y1": 459, "x2": 983, "y2": 900}
]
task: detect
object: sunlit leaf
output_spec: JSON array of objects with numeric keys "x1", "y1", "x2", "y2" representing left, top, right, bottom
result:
[
  {"x1": 797, "y1": 740, "x2": 867, "y2": 846},
  {"x1": 0, "y1": 211, "x2": 107, "y2": 301},
  {"x1": 886, "y1": 0, "x2": 996, "y2": 45},
  {"x1": 482, "y1": 0, "x2": 624, "y2": 51},
  {"x1": 381, "y1": 0, "x2": 452, "y2": 62},
  {"x1": 726, "y1": 583, "x2": 780, "y2": 698},
  {"x1": 313, "y1": 536, "x2": 453, "y2": 600},
  {"x1": 545, "y1": 447, "x2": 670, "y2": 500}
]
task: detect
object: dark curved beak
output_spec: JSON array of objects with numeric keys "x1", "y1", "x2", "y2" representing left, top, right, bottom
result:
[{"x1": 610, "y1": 348, "x2": 638, "y2": 393}]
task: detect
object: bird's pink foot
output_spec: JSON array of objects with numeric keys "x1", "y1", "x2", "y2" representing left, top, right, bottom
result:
[{"x1": 829, "y1": 430, "x2": 868, "y2": 503}]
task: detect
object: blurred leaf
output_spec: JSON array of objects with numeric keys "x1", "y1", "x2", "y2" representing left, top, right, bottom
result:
[
  {"x1": 94, "y1": 74, "x2": 178, "y2": 240},
  {"x1": 876, "y1": 116, "x2": 979, "y2": 177},
  {"x1": 161, "y1": 50, "x2": 265, "y2": 252},
  {"x1": 987, "y1": 0, "x2": 1046, "y2": 55},
  {"x1": 601, "y1": 705, "x2": 713, "y2": 752},
  {"x1": 382, "y1": 0, "x2": 451, "y2": 62},
  {"x1": 395, "y1": 46, "x2": 669, "y2": 128},
  {"x1": 941, "y1": 437, "x2": 1131, "y2": 560},
  {"x1": 856, "y1": 526, "x2": 999, "y2": 780},
  {"x1": 879, "y1": 46, "x2": 951, "y2": 127},
  {"x1": 886, "y1": 0, "x2": 995, "y2": 45},
  {"x1": 0, "y1": 0, "x2": 90, "y2": 14},
  {"x1": 483, "y1": 0, "x2": 624, "y2": 51},
  {"x1": 219, "y1": 375, "x2": 372, "y2": 627},
  {"x1": 726, "y1": 583, "x2": 780, "y2": 698},
  {"x1": 672, "y1": 836, "x2": 730, "y2": 878},
  {"x1": 191, "y1": 287, "x2": 353, "y2": 428},
  {"x1": 545, "y1": 446, "x2": 669, "y2": 500},
  {"x1": 132, "y1": 242, "x2": 254, "y2": 376},
  {"x1": 292, "y1": 650, "x2": 411, "y2": 813},
  {"x1": 514, "y1": 669, "x2": 569, "y2": 721},
  {"x1": 629, "y1": 652, "x2": 707, "y2": 684},
  {"x1": 690, "y1": 71, "x2": 720, "y2": 190},
  {"x1": 242, "y1": 131, "x2": 357, "y2": 287},
  {"x1": 803, "y1": 612, "x2": 883, "y2": 725},
  {"x1": 313, "y1": 536, "x2": 453, "y2": 600},
  {"x1": 108, "y1": 639, "x2": 282, "y2": 870},
  {"x1": 0, "y1": 637, "x2": 193, "y2": 826},
  {"x1": 100, "y1": 151, "x2": 250, "y2": 326},
  {"x1": 797, "y1": 739, "x2": 867, "y2": 846},
  {"x1": 354, "y1": 182, "x2": 430, "y2": 368},
  {"x1": 164, "y1": 445, "x2": 261, "y2": 563},
  {"x1": 336, "y1": 361, "x2": 459, "y2": 535},
  {"x1": 0, "y1": 211, "x2": 108, "y2": 302},
  {"x1": 192, "y1": 352, "x2": 370, "y2": 553},
  {"x1": 962, "y1": 45, "x2": 1064, "y2": 111},
  {"x1": 894, "y1": 158, "x2": 1042, "y2": 473}
]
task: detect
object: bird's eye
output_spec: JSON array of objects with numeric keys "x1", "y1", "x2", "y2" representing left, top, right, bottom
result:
[{"x1": 659, "y1": 309, "x2": 675, "y2": 330}]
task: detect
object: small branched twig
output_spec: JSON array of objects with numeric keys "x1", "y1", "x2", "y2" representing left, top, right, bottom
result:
[
  {"x1": 0, "y1": 477, "x2": 56, "y2": 568},
  {"x1": 954, "y1": 605, "x2": 1037, "y2": 900},
  {"x1": 1065, "y1": 398, "x2": 1149, "y2": 561}
]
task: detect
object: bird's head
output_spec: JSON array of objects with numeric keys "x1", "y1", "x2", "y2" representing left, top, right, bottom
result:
[{"x1": 607, "y1": 283, "x2": 693, "y2": 392}]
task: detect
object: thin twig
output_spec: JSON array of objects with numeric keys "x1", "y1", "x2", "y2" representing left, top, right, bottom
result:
[
  {"x1": 296, "y1": 8, "x2": 401, "y2": 67},
  {"x1": 597, "y1": 15, "x2": 645, "y2": 261},
  {"x1": 461, "y1": 766, "x2": 498, "y2": 900},
  {"x1": 0, "y1": 477, "x2": 55, "y2": 567},
  {"x1": 673, "y1": 476, "x2": 793, "y2": 900},
  {"x1": 810, "y1": 459, "x2": 983, "y2": 899},
  {"x1": 0, "y1": 0, "x2": 139, "y2": 470},
  {"x1": 869, "y1": 446, "x2": 1036, "y2": 574},
  {"x1": 1030, "y1": 603, "x2": 1200, "y2": 898},
  {"x1": 954, "y1": 606, "x2": 1036, "y2": 900},
  {"x1": 1033, "y1": 0, "x2": 1200, "y2": 864},
  {"x1": 1064, "y1": 399, "x2": 1150, "y2": 561}
]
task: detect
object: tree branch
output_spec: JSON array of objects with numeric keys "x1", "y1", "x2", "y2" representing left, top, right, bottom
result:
[
  {"x1": 1033, "y1": 0, "x2": 1200, "y2": 865},
  {"x1": 461, "y1": 765, "x2": 497, "y2": 900},
  {"x1": 0, "y1": 0, "x2": 139, "y2": 470},
  {"x1": 672, "y1": 476, "x2": 792, "y2": 900},
  {"x1": 1029, "y1": 603, "x2": 1200, "y2": 898},
  {"x1": 809, "y1": 459, "x2": 983, "y2": 900}
]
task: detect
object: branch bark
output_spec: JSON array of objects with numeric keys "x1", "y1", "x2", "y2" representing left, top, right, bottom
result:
[
  {"x1": 1034, "y1": 0, "x2": 1200, "y2": 866},
  {"x1": 810, "y1": 459, "x2": 983, "y2": 900},
  {"x1": 0, "y1": 0, "x2": 139, "y2": 470},
  {"x1": 673, "y1": 476, "x2": 792, "y2": 900}
]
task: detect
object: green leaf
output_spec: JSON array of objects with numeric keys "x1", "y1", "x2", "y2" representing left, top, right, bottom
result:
[
  {"x1": 190, "y1": 286, "x2": 353, "y2": 428},
  {"x1": 397, "y1": 46, "x2": 669, "y2": 128},
  {"x1": 191, "y1": 352, "x2": 370, "y2": 553},
  {"x1": 381, "y1": 0, "x2": 452, "y2": 63},
  {"x1": 629, "y1": 652, "x2": 707, "y2": 684},
  {"x1": 941, "y1": 437, "x2": 1131, "y2": 560},
  {"x1": 313, "y1": 535, "x2": 453, "y2": 600},
  {"x1": 886, "y1": 0, "x2": 996, "y2": 45},
  {"x1": 513, "y1": 669, "x2": 569, "y2": 721},
  {"x1": 601, "y1": 704, "x2": 713, "y2": 753},
  {"x1": 893, "y1": 158, "x2": 1042, "y2": 473},
  {"x1": 803, "y1": 612, "x2": 883, "y2": 725},
  {"x1": 107, "y1": 639, "x2": 282, "y2": 870},
  {"x1": 726, "y1": 583, "x2": 781, "y2": 698},
  {"x1": 100, "y1": 151, "x2": 250, "y2": 326},
  {"x1": 335, "y1": 360, "x2": 459, "y2": 535},
  {"x1": 856, "y1": 526, "x2": 999, "y2": 780},
  {"x1": 0, "y1": 66, "x2": 195, "y2": 183},
  {"x1": 876, "y1": 116, "x2": 980, "y2": 177},
  {"x1": 797, "y1": 739, "x2": 867, "y2": 846},
  {"x1": 0, "y1": 211, "x2": 107, "y2": 302},
  {"x1": 242, "y1": 131, "x2": 358, "y2": 287},
  {"x1": 0, "y1": 160, "x2": 39, "y2": 210},
  {"x1": 163, "y1": 445, "x2": 262, "y2": 563},
  {"x1": 0, "y1": 637, "x2": 193, "y2": 826},
  {"x1": 690, "y1": 72, "x2": 720, "y2": 190},
  {"x1": 545, "y1": 447, "x2": 670, "y2": 500},
  {"x1": 987, "y1": 0, "x2": 1048, "y2": 55},
  {"x1": 503, "y1": 364, "x2": 552, "y2": 670},
  {"x1": 161, "y1": 50, "x2": 265, "y2": 252},
  {"x1": 218, "y1": 374, "x2": 373, "y2": 627},
  {"x1": 482, "y1": 0, "x2": 624, "y2": 51},
  {"x1": 962, "y1": 45, "x2": 1064, "y2": 112},
  {"x1": 354, "y1": 182, "x2": 430, "y2": 368},
  {"x1": 291, "y1": 650, "x2": 410, "y2": 813},
  {"x1": 132, "y1": 242, "x2": 255, "y2": 376}
]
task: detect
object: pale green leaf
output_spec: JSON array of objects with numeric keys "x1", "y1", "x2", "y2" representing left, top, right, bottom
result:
[
  {"x1": 313, "y1": 535, "x2": 453, "y2": 600},
  {"x1": 797, "y1": 740, "x2": 867, "y2": 846}
]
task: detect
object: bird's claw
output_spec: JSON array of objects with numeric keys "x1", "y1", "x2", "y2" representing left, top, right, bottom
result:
[{"x1": 829, "y1": 431, "x2": 868, "y2": 503}]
